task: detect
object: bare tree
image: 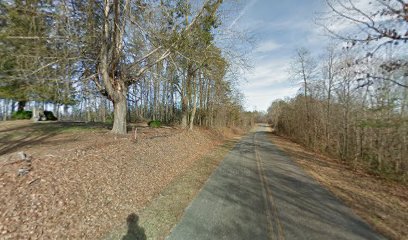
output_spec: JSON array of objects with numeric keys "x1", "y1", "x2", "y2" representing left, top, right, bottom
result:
[
  {"x1": 321, "y1": 0, "x2": 408, "y2": 88},
  {"x1": 321, "y1": 45, "x2": 339, "y2": 151},
  {"x1": 268, "y1": 44, "x2": 408, "y2": 181},
  {"x1": 290, "y1": 48, "x2": 318, "y2": 145},
  {"x1": 96, "y1": 0, "x2": 223, "y2": 134}
]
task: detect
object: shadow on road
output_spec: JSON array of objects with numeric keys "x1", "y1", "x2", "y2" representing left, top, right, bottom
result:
[
  {"x1": 121, "y1": 213, "x2": 147, "y2": 240},
  {"x1": 167, "y1": 130, "x2": 384, "y2": 240}
]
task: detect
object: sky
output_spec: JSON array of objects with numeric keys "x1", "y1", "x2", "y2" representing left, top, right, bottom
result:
[{"x1": 230, "y1": 0, "x2": 328, "y2": 111}]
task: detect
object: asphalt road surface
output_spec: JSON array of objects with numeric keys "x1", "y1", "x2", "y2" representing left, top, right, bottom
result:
[{"x1": 166, "y1": 125, "x2": 385, "y2": 240}]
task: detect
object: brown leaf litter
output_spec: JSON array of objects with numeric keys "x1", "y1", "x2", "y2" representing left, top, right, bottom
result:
[{"x1": 0, "y1": 121, "x2": 232, "y2": 239}]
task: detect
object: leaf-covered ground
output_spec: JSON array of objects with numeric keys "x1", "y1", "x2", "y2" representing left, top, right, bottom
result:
[
  {"x1": 0, "y1": 121, "x2": 236, "y2": 239},
  {"x1": 103, "y1": 137, "x2": 240, "y2": 240}
]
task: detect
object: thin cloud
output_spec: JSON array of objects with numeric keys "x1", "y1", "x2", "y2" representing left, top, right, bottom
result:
[
  {"x1": 235, "y1": 0, "x2": 328, "y2": 111},
  {"x1": 255, "y1": 40, "x2": 282, "y2": 53},
  {"x1": 247, "y1": 59, "x2": 290, "y2": 84},
  {"x1": 244, "y1": 86, "x2": 298, "y2": 111},
  {"x1": 243, "y1": 57, "x2": 296, "y2": 110},
  {"x1": 229, "y1": 0, "x2": 258, "y2": 29}
]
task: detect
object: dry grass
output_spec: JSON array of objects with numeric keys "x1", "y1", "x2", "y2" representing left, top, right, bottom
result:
[
  {"x1": 103, "y1": 138, "x2": 239, "y2": 240},
  {"x1": 0, "y1": 120, "x2": 238, "y2": 239},
  {"x1": 269, "y1": 133, "x2": 408, "y2": 240}
]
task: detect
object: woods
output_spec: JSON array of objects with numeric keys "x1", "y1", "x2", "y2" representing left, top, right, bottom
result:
[
  {"x1": 1, "y1": 0, "x2": 406, "y2": 178},
  {"x1": 1, "y1": 1, "x2": 407, "y2": 239},
  {"x1": 0, "y1": 0, "x2": 252, "y2": 133},
  {"x1": 268, "y1": 0, "x2": 408, "y2": 181}
]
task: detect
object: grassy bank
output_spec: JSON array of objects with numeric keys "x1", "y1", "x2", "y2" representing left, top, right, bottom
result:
[{"x1": 103, "y1": 138, "x2": 239, "y2": 240}]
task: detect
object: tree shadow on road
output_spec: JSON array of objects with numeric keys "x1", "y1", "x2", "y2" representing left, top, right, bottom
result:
[
  {"x1": 122, "y1": 213, "x2": 146, "y2": 240},
  {"x1": 185, "y1": 132, "x2": 384, "y2": 240}
]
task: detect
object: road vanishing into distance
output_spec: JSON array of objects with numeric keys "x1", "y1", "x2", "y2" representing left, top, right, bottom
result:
[{"x1": 166, "y1": 125, "x2": 385, "y2": 240}]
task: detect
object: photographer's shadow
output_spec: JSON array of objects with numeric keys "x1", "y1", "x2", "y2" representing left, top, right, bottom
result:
[{"x1": 122, "y1": 213, "x2": 146, "y2": 240}]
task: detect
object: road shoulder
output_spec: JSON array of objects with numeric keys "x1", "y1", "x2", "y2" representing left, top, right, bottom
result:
[
  {"x1": 269, "y1": 133, "x2": 408, "y2": 239},
  {"x1": 102, "y1": 138, "x2": 240, "y2": 240}
]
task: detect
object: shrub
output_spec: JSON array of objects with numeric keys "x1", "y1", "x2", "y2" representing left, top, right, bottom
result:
[
  {"x1": 44, "y1": 111, "x2": 58, "y2": 121},
  {"x1": 148, "y1": 120, "x2": 161, "y2": 128},
  {"x1": 11, "y1": 110, "x2": 32, "y2": 120}
]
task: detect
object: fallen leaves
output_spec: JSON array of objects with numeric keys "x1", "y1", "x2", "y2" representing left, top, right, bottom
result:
[{"x1": 0, "y1": 123, "x2": 227, "y2": 239}]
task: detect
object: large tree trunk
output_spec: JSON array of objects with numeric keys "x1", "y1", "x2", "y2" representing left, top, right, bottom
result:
[
  {"x1": 181, "y1": 96, "x2": 188, "y2": 128},
  {"x1": 31, "y1": 102, "x2": 40, "y2": 122},
  {"x1": 98, "y1": 0, "x2": 130, "y2": 135},
  {"x1": 3, "y1": 99, "x2": 9, "y2": 121},
  {"x1": 189, "y1": 87, "x2": 197, "y2": 130},
  {"x1": 181, "y1": 66, "x2": 195, "y2": 129},
  {"x1": 63, "y1": 105, "x2": 69, "y2": 119},
  {"x1": 112, "y1": 95, "x2": 128, "y2": 134},
  {"x1": 199, "y1": 77, "x2": 204, "y2": 126},
  {"x1": 10, "y1": 101, "x2": 15, "y2": 114},
  {"x1": 189, "y1": 100, "x2": 197, "y2": 130}
]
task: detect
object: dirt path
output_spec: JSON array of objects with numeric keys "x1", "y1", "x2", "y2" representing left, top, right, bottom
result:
[{"x1": 167, "y1": 125, "x2": 385, "y2": 240}]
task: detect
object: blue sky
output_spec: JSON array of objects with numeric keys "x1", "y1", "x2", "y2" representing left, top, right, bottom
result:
[{"x1": 230, "y1": 0, "x2": 327, "y2": 111}]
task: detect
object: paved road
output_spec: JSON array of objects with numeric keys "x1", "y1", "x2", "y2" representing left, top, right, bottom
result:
[{"x1": 166, "y1": 125, "x2": 385, "y2": 240}]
